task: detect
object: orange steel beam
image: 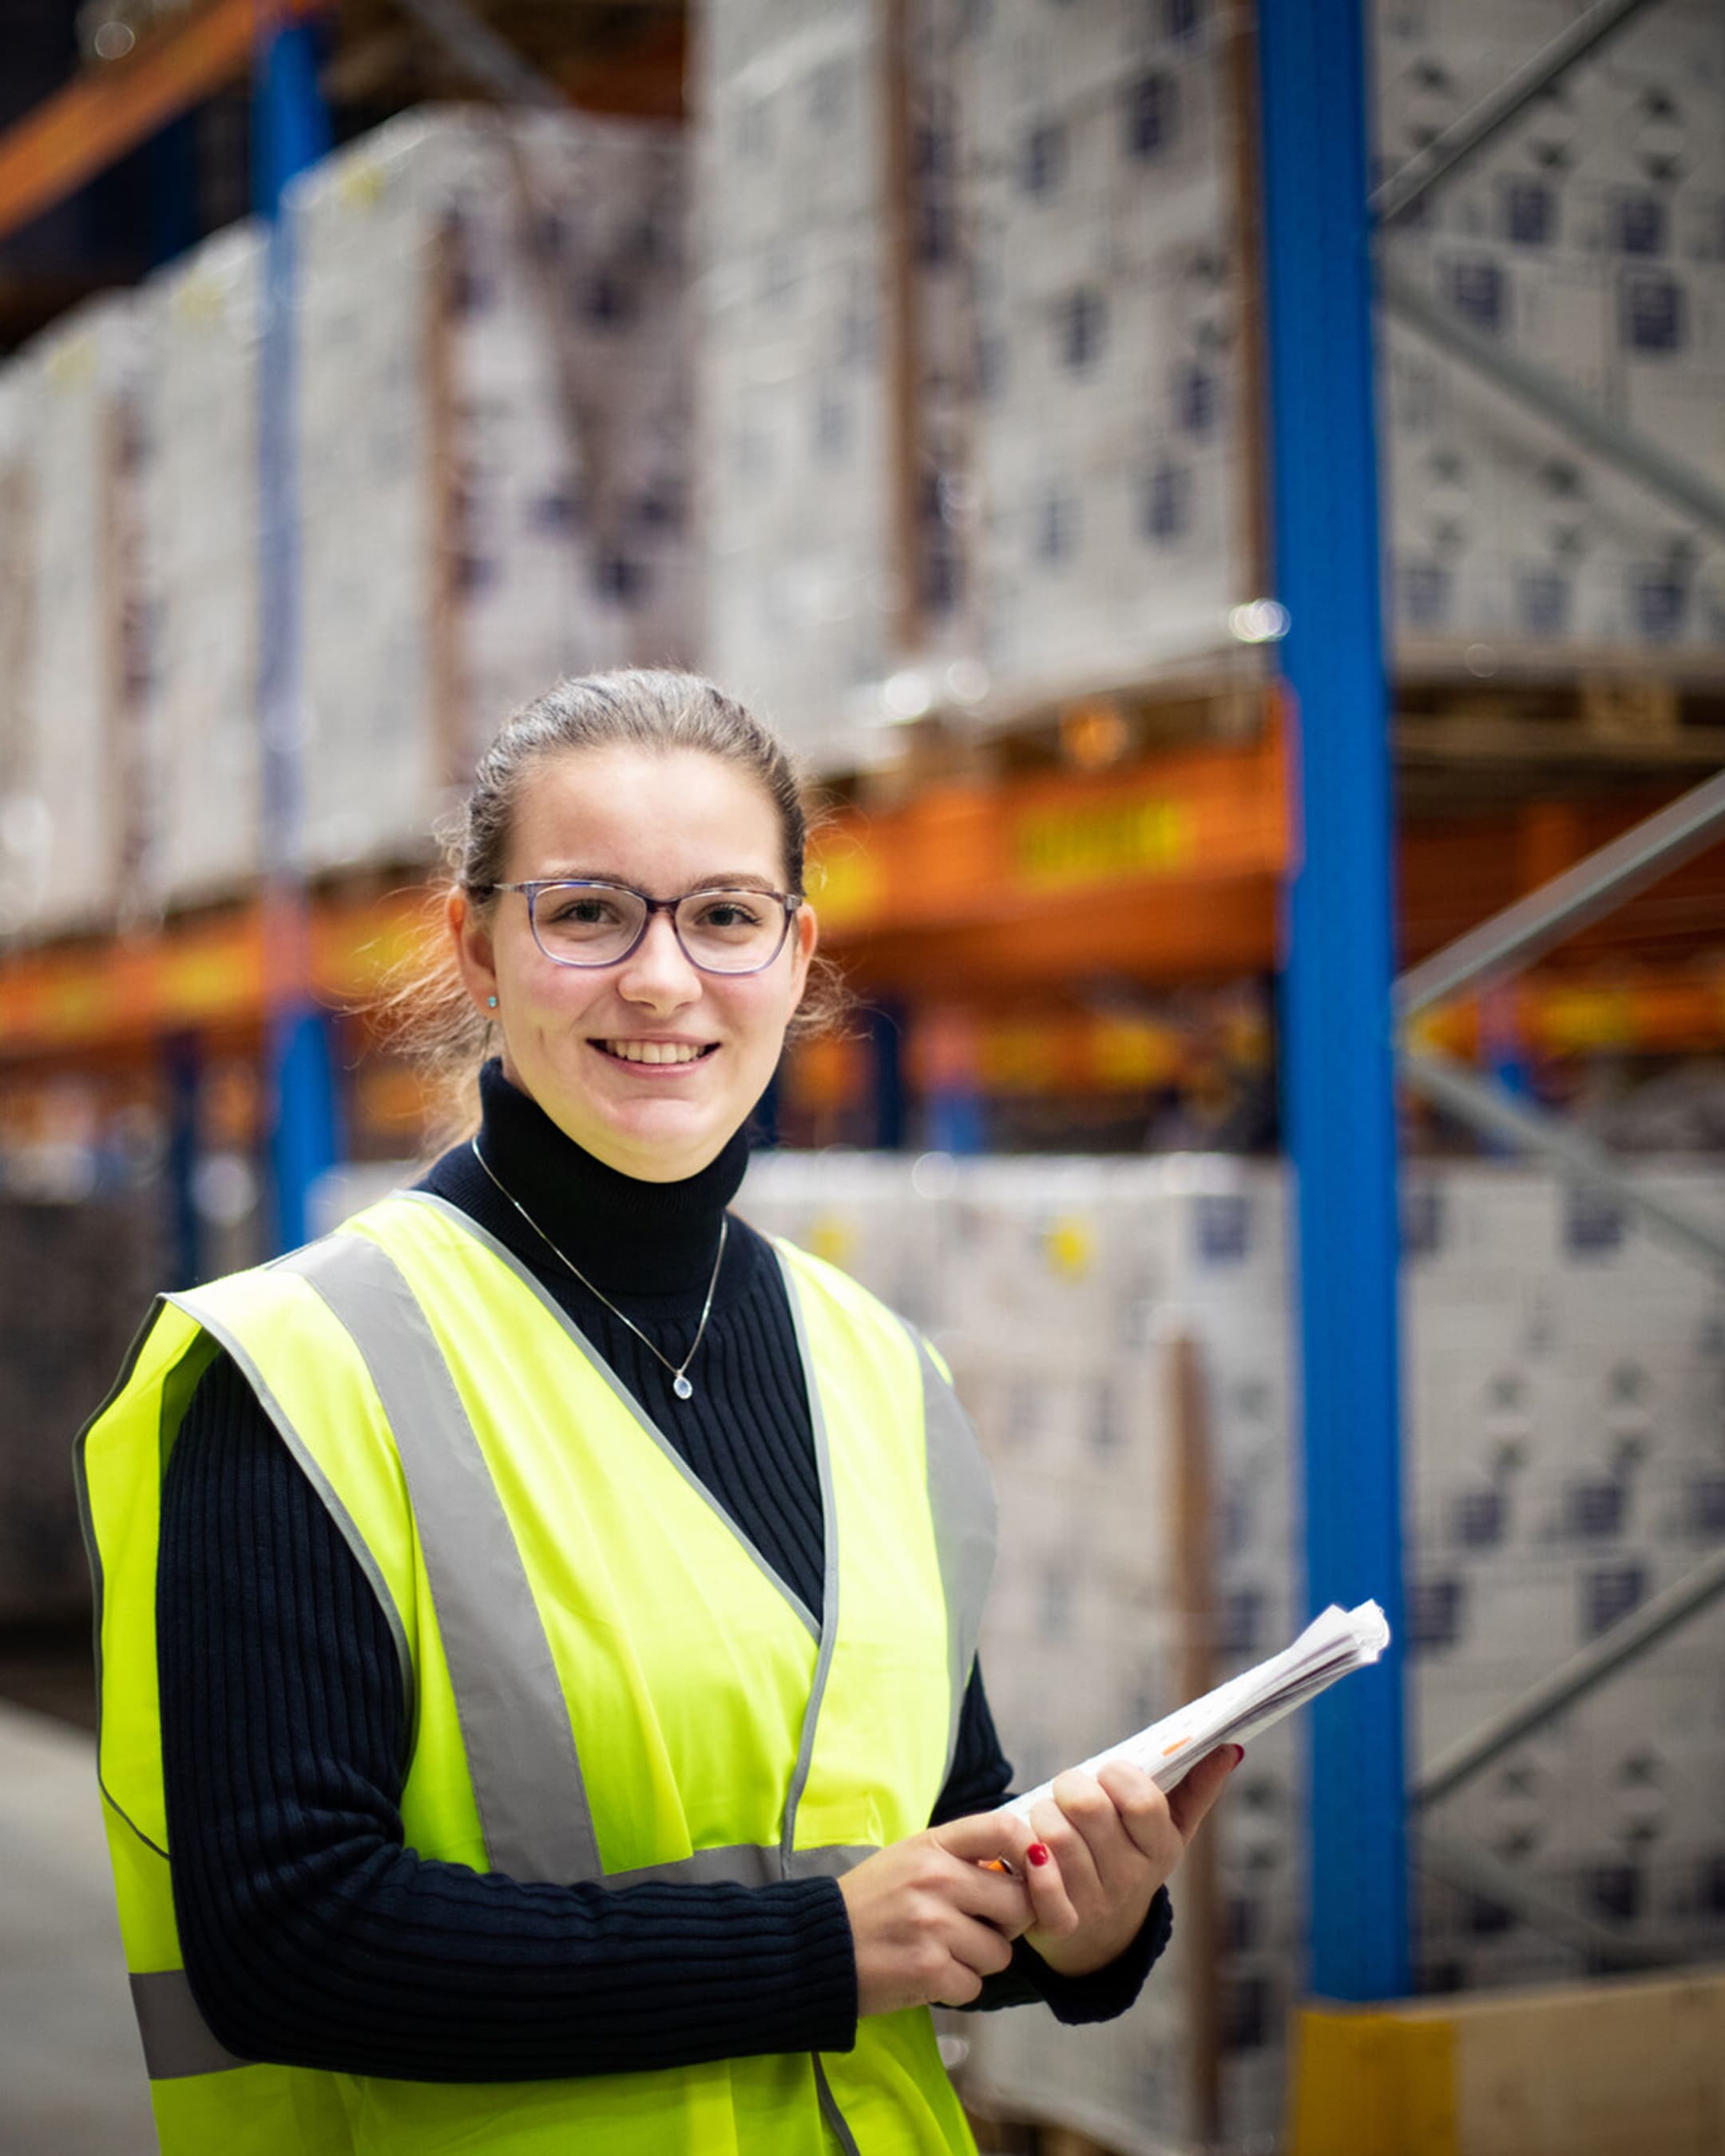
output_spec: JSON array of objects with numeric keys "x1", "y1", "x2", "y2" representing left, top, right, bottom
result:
[
  {"x1": 0, "y1": 884, "x2": 432, "y2": 1058},
  {"x1": 835, "y1": 878, "x2": 1282, "y2": 999},
  {"x1": 0, "y1": 732, "x2": 1291, "y2": 1056},
  {"x1": 810, "y1": 732, "x2": 1291, "y2": 945},
  {"x1": 0, "y1": 0, "x2": 331, "y2": 244},
  {"x1": 1409, "y1": 965, "x2": 1725, "y2": 1063}
]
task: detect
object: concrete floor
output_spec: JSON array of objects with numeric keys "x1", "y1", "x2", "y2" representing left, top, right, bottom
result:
[{"x1": 0, "y1": 1702, "x2": 157, "y2": 2154}]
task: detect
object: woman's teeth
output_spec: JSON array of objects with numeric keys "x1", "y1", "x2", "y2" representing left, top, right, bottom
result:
[{"x1": 601, "y1": 1040, "x2": 712, "y2": 1065}]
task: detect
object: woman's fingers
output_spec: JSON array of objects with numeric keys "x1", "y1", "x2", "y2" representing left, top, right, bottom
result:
[
  {"x1": 942, "y1": 1910, "x2": 1018, "y2": 1992},
  {"x1": 930, "y1": 1809, "x2": 1036, "y2": 1872},
  {"x1": 954, "y1": 1859, "x2": 1037, "y2": 1939},
  {"x1": 1091, "y1": 1761, "x2": 1184, "y2": 1873},
  {"x1": 1161, "y1": 1742, "x2": 1243, "y2": 1842},
  {"x1": 929, "y1": 1811, "x2": 1041, "y2": 1936},
  {"x1": 1016, "y1": 1749, "x2": 1245, "y2": 1983},
  {"x1": 1017, "y1": 1830, "x2": 1080, "y2": 1940},
  {"x1": 1031, "y1": 1773, "x2": 1111, "y2": 1903},
  {"x1": 836, "y1": 1764, "x2": 1249, "y2": 2024},
  {"x1": 1092, "y1": 1746, "x2": 1239, "y2": 1866},
  {"x1": 842, "y1": 1814, "x2": 1045, "y2": 2017}
]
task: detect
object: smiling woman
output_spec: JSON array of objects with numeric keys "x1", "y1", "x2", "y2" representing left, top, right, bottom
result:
[
  {"x1": 75, "y1": 670, "x2": 1231, "y2": 2156},
  {"x1": 392, "y1": 670, "x2": 848, "y2": 1155},
  {"x1": 448, "y1": 725, "x2": 817, "y2": 1181}
]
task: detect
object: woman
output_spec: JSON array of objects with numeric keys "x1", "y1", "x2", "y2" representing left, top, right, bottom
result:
[{"x1": 79, "y1": 672, "x2": 1236, "y2": 2154}]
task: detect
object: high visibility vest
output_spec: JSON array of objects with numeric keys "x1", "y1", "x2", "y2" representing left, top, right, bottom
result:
[{"x1": 77, "y1": 1191, "x2": 997, "y2": 2156}]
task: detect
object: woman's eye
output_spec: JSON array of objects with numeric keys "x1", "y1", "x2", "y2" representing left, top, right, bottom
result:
[
  {"x1": 545, "y1": 894, "x2": 618, "y2": 925},
  {"x1": 696, "y1": 899, "x2": 763, "y2": 929}
]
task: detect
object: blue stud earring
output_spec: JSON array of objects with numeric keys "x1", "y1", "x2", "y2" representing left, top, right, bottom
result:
[{"x1": 486, "y1": 996, "x2": 498, "y2": 1010}]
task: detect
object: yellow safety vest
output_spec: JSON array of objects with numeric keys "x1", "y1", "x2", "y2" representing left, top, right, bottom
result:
[{"x1": 77, "y1": 1191, "x2": 997, "y2": 2155}]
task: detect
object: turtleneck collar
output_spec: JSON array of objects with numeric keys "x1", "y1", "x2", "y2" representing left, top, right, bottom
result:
[{"x1": 467, "y1": 1059, "x2": 751, "y2": 1298}]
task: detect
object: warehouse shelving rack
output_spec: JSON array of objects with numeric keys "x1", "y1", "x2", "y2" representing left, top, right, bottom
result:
[
  {"x1": 1259, "y1": 0, "x2": 1725, "y2": 2015},
  {"x1": 0, "y1": 0, "x2": 1723, "y2": 2046}
]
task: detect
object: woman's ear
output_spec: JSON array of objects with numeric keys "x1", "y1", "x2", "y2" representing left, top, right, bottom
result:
[
  {"x1": 787, "y1": 901, "x2": 819, "y2": 1011},
  {"x1": 447, "y1": 888, "x2": 499, "y2": 1017}
]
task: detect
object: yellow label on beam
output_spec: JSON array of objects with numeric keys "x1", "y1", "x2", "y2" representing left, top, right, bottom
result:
[
  {"x1": 1012, "y1": 796, "x2": 1195, "y2": 891},
  {"x1": 1092, "y1": 1017, "x2": 1180, "y2": 1090},
  {"x1": 43, "y1": 973, "x2": 107, "y2": 1036},
  {"x1": 1541, "y1": 985, "x2": 1636, "y2": 1052},
  {"x1": 160, "y1": 949, "x2": 251, "y2": 1022}
]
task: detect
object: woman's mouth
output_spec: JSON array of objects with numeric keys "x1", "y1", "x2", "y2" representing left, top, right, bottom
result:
[{"x1": 593, "y1": 1039, "x2": 718, "y2": 1067}]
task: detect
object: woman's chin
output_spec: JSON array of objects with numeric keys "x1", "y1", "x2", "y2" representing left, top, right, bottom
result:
[{"x1": 569, "y1": 1098, "x2": 734, "y2": 1183}]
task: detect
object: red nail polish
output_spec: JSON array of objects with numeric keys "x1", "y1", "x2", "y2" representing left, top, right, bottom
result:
[
  {"x1": 1025, "y1": 1842, "x2": 1050, "y2": 1868},
  {"x1": 1227, "y1": 1744, "x2": 1246, "y2": 1768}
]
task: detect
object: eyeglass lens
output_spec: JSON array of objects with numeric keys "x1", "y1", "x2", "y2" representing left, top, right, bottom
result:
[{"x1": 529, "y1": 885, "x2": 789, "y2": 973}]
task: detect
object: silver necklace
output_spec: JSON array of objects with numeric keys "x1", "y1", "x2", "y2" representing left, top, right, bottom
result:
[{"x1": 470, "y1": 1137, "x2": 728, "y2": 1401}]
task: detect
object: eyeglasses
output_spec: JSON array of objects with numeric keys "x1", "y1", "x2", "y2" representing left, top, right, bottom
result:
[{"x1": 482, "y1": 879, "x2": 803, "y2": 976}]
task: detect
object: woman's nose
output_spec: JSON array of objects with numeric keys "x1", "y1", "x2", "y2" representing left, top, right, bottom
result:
[{"x1": 615, "y1": 907, "x2": 701, "y2": 1005}]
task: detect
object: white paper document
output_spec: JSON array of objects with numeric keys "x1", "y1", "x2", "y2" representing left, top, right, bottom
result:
[{"x1": 1002, "y1": 1599, "x2": 1390, "y2": 1818}]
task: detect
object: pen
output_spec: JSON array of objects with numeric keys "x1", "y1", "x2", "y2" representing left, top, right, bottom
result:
[{"x1": 981, "y1": 1841, "x2": 1048, "y2": 1880}]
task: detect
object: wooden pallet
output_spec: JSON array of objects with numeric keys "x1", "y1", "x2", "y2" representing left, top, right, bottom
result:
[{"x1": 1398, "y1": 669, "x2": 1725, "y2": 767}]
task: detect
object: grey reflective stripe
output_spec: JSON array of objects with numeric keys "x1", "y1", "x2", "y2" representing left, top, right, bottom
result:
[
  {"x1": 169, "y1": 1286, "x2": 415, "y2": 1737},
  {"x1": 399, "y1": 1193, "x2": 820, "y2": 1640},
  {"x1": 911, "y1": 1330, "x2": 999, "y2": 1788},
  {"x1": 604, "y1": 1841, "x2": 875, "y2": 1891},
  {"x1": 279, "y1": 1235, "x2": 601, "y2": 1887},
  {"x1": 130, "y1": 1970, "x2": 249, "y2": 2080},
  {"x1": 813, "y1": 2053, "x2": 864, "y2": 2156},
  {"x1": 775, "y1": 1253, "x2": 843, "y2": 1879}
]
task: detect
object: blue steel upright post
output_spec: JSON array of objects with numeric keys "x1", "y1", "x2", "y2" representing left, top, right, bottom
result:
[
  {"x1": 256, "y1": 10, "x2": 339, "y2": 1254},
  {"x1": 1256, "y1": 0, "x2": 1410, "y2": 1999}
]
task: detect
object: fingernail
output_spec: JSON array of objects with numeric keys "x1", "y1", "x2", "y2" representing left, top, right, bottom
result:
[
  {"x1": 1025, "y1": 1842, "x2": 1050, "y2": 1868},
  {"x1": 1227, "y1": 1745, "x2": 1246, "y2": 1768}
]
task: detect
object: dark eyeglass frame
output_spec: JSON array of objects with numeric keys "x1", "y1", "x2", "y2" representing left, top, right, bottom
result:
[{"x1": 478, "y1": 878, "x2": 804, "y2": 977}]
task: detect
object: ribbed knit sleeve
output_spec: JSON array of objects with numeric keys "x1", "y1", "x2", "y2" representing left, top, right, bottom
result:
[
  {"x1": 981, "y1": 1890, "x2": 1173, "y2": 2021},
  {"x1": 157, "y1": 1353, "x2": 859, "y2": 2082}
]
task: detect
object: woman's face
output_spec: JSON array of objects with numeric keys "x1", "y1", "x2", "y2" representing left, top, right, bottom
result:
[{"x1": 450, "y1": 745, "x2": 816, "y2": 1183}]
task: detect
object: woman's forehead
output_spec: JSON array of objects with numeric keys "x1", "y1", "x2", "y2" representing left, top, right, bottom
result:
[{"x1": 508, "y1": 744, "x2": 783, "y2": 874}]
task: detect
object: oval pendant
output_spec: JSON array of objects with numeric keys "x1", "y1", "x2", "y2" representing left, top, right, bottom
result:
[{"x1": 672, "y1": 1373, "x2": 694, "y2": 1401}]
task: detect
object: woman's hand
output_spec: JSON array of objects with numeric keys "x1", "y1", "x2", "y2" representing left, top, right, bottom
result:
[
  {"x1": 1017, "y1": 1742, "x2": 1241, "y2": 1979},
  {"x1": 838, "y1": 1812, "x2": 1047, "y2": 2016}
]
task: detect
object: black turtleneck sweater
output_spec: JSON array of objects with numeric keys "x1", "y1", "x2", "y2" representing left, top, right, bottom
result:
[{"x1": 157, "y1": 1062, "x2": 1169, "y2": 2083}]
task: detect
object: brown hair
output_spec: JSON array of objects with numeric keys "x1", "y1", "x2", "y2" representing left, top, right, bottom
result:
[{"x1": 379, "y1": 669, "x2": 846, "y2": 1150}]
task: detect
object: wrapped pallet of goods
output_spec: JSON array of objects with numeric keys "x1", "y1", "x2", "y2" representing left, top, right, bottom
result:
[
  {"x1": 697, "y1": 0, "x2": 900, "y2": 768},
  {"x1": 0, "y1": 297, "x2": 145, "y2": 941},
  {"x1": 697, "y1": 0, "x2": 1263, "y2": 769},
  {"x1": 700, "y1": 0, "x2": 1725, "y2": 779},
  {"x1": 137, "y1": 222, "x2": 266, "y2": 908},
  {"x1": 1377, "y1": 0, "x2": 1725, "y2": 661},
  {"x1": 290, "y1": 107, "x2": 694, "y2": 876},
  {"x1": 945, "y1": 0, "x2": 1255, "y2": 705},
  {"x1": 1403, "y1": 1166, "x2": 1725, "y2": 1992}
]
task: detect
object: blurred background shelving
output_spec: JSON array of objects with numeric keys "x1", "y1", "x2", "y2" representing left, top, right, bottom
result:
[
  {"x1": 2, "y1": 4, "x2": 1725, "y2": 2154},
  {"x1": 2, "y1": 0, "x2": 1723, "y2": 1203}
]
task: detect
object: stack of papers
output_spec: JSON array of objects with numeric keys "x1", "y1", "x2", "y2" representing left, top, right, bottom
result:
[{"x1": 1004, "y1": 1600, "x2": 1390, "y2": 1815}]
